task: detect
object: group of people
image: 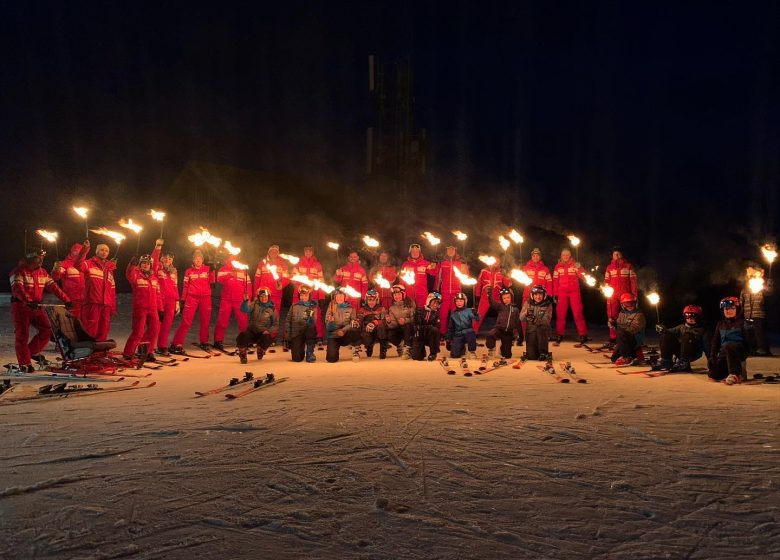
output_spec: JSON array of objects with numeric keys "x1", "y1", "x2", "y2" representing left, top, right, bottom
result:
[{"x1": 8, "y1": 238, "x2": 772, "y2": 384}]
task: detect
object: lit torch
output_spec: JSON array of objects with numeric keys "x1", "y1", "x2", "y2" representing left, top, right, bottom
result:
[
  {"x1": 343, "y1": 285, "x2": 362, "y2": 299},
  {"x1": 362, "y1": 235, "x2": 380, "y2": 249},
  {"x1": 90, "y1": 228, "x2": 126, "y2": 259},
  {"x1": 374, "y1": 273, "x2": 391, "y2": 289},
  {"x1": 149, "y1": 209, "x2": 166, "y2": 238},
  {"x1": 600, "y1": 285, "x2": 615, "y2": 299},
  {"x1": 36, "y1": 229, "x2": 59, "y2": 258},
  {"x1": 646, "y1": 292, "x2": 661, "y2": 323},
  {"x1": 499, "y1": 235, "x2": 510, "y2": 253},
  {"x1": 509, "y1": 268, "x2": 533, "y2": 286},
  {"x1": 268, "y1": 264, "x2": 279, "y2": 281},
  {"x1": 280, "y1": 253, "x2": 300, "y2": 265},
  {"x1": 761, "y1": 243, "x2": 777, "y2": 278},
  {"x1": 479, "y1": 255, "x2": 497, "y2": 267},
  {"x1": 400, "y1": 268, "x2": 416, "y2": 285},
  {"x1": 327, "y1": 241, "x2": 340, "y2": 263},
  {"x1": 453, "y1": 266, "x2": 477, "y2": 286},
  {"x1": 568, "y1": 234, "x2": 581, "y2": 261},
  {"x1": 223, "y1": 241, "x2": 241, "y2": 256},
  {"x1": 73, "y1": 206, "x2": 90, "y2": 238},
  {"x1": 232, "y1": 259, "x2": 250, "y2": 298},
  {"x1": 747, "y1": 267, "x2": 765, "y2": 295},
  {"x1": 422, "y1": 231, "x2": 441, "y2": 259},
  {"x1": 583, "y1": 274, "x2": 597, "y2": 287},
  {"x1": 119, "y1": 218, "x2": 144, "y2": 255},
  {"x1": 453, "y1": 230, "x2": 468, "y2": 255}
]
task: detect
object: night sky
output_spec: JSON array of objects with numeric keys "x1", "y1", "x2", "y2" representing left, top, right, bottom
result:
[{"x1": 2, "y1": 1, "x2": 778, "y2": 323}]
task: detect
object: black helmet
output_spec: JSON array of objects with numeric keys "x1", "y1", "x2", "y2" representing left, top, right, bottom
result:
[
  {"x1": 498, "y1": 287, "x2": 513, "y2": 300},
  {"x1": 530, "y1": 285, "x2": 546, "y2": 298}
]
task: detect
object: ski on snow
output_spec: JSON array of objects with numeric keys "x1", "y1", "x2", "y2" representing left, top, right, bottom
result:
[
  {"x1": 537, "y1": 362, "x2": 570, "y2": 383},
  {"x1": 195, "y1": 372, "x2": 256, "y2": 397},
  {"x1": 224, "y1": 373, "x2": 287, "y2": 399},
  {"x1": 0, "y1": 380, "x2": 156, "y2": 404}
]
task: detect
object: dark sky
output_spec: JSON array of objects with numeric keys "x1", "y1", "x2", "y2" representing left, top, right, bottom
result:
[{"x1": 1, "y1": 1, "x2": 778, "y2": 315}]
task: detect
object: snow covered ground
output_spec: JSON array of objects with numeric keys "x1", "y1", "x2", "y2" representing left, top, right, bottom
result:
[{"x1": 0, "y1": 296, "x2": 778, "y2": 559}]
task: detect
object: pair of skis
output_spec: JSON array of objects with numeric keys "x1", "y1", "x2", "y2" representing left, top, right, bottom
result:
[
  {"x1": 440, "y1": 354, "x2": 519, "y2": 377},
  {"x1": 536, "y1": 361, "x2": 588, "y2": 384},
  {"x1": 194, "y1": 372, "x2": 288, "y2": 400},
  {"x1": 0, "y1": 380, "x2": 156, "y2": 404}
]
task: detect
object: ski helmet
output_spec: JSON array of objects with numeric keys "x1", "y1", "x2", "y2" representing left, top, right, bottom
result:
[
  {"x1": 531, "y1": 248, "x2": 541, "y2": 256},
  {"x1": 719, "y1": 297, "x2": 740, "y2": 310},
  {"x1": 683, "y1": 304, "x2": 703, "y2": 318},
  {"x1": 138, "y1": 254, "x2": 152, "y2": 265},
  {"x1": 454, "y1": 292, "x2": 468, "y2": 304},
  {"x1": 365, "y1": 289, "x2": 379, "y2": 304},
  {"x1": 256, "y1": 287, "x2": 271, "y2": 298},
  {"x1": 297, "y1": 284, "x2": 311, "y2": 295},
  {"x1": 391, "y1": 283, "x2": 406, "y2": 293},
  {"x1": 426, "y1": 291, "x2": 442, "y2": 308},
  {"x1": 498, "y1": 287, "x2": 513, "y2": 301},
  {"x1": 619, "y1": 293, "x2": 637, "y2": 307},
  {"x1": 25, "y1": 249, "x2": 45, "y2": 263},
  {"x1": 530, "y1": 284, "x2": 546, "y2": 298}
]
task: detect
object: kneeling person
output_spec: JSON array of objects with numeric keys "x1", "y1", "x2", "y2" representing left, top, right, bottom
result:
[
  {"x1": 283, "y1": 285, "x2": 319, "y2": 363},
  {"x1": 412, "y1": 292, "x2": 442, "y2": 361},
  {"x1": 446, "y1": 293, "x2": 479, "y2": 360},
  {"x1": 521, "y1": 285, "x2": 553, "y2": 361},
  {"x1": 325, "y1": 288, "x2": 361, "y2": 363},
  {"x1": 358, "y1": 289, "x2": 387, "y2": 358},
  {"x1": 236, "y1": 287, "x2": 278, "y2": 364},
  {"x1": 655, "y1": 305, "x2": 706, "y2": 372},
  {"x1": 385, "y1": 284, "x2": 416, "y2": 359},
  {"x1": 486, "y1": 287, "x2": 521, "y2": 360},
  {"x1": 609, "y1": 294, "x2": 646, "y2": 366}
]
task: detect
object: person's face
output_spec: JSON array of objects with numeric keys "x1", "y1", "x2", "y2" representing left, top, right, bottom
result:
[
  {"x1": 96, "y1": 245, "x2": 110, "y2": 259},
  {"x1": 303, "y1": 247, "x2": 313, "y2": 258},
  {"x1": 501, "y1": 293, "x2": 512, "y2": 305},
  {"x1": 455, "y1": 299, "x2": 465, "y2": 309},
  {"x1": 348, "y1": 252, "x2": 359, "y2": 264},
  {"x1": 366, "y1": 296, "x2": 378, "y2": 308},
  {"x1": 335, "y1": 293, "x2": 346, "y2": 304},
  {"x1": 532, "y1": 253, "x2": 541, "y2": 262},
  {"x1": 392, "y1": 291, "x2": 404, "y2": 302},
  {"x1": 430, "y1": 299, "x2": 441, "y2": 310},
  {"x1": 268, "y1": 247, "x2": 279, "y2": 260},
  {"x1": 446, "y1": 247, "x2": 456, "y2": 258},
  {"x1": 193, "y1": 255, "x2": 203, "y2": 267},
  {"x1": 561, "y1": 251, "x2": 571, "y2": 262},
  {"x1": 724, "y1": 307, "x2": 737, "y2": 319},
  {"x1": 613, "y1": 251, "x2": 623, "y2": 261},
  {"x1": 259, "y1": 292, "x2": 270, "y2": 303},
  {"x1": 162, "y1": 255, "x2": 173, "y2": 267},
  {"x1": 300, "y1": 291, "x2": 311, "y2": 301},
  {"x1": 410, "y1": 246, "x2": 421, "y2": 259},
  {"x1": 29, "y1": 257, "x2": 42, "y2": 270},
  {"x1": 623, "y1": 301, "x2": 636, "y2": 311},
  {"x1": 532, "y1": 293, "x2": 544, "y2": 303},
  {"x1": 684, "y1": 313, "x2": 697, "y2": 325},
  {"x1": 140, "y1": 262, "x2": 151, "y2": 273},
  {"x1": 379, "y1": 252, "x2": 389, "y2": 264}
]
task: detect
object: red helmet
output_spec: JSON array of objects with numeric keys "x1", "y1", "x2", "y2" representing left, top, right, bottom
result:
[
  {"x1": 619, "y1": 293, "x2": 636, "y2": 305},
  {"x1": 683, "y1": 304, "x2": 702, "y2": 317},
  {"x1": 719, "y1": 296, "x2": 740, "y2": 310}
]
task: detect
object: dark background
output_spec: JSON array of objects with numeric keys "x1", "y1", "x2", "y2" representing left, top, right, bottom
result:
[{"x1": 1, "y1": 1, "x2": 777, "y2": 329}]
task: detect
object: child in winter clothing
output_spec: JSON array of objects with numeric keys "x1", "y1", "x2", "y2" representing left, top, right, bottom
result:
[
  {"x1": 236, "y1": 287, "x2": 279, "y2": 363},
  {"x1": 609, "y1": 293, "x2": 646, "y2": 366},
  {"x1": 384, "y1": 284, "x2": 416, "y2": 359},
  {"x1": 446, "y1": 293, "x2": 480, "y2": 359},
  {"x1": 411, "y1": 292, "x2": 442, "y2": 361},
  {"x1": 654, "y1": 305, "x2": 707, "y2": 372},
  {"x1": 520, "y1": 285, "x2": 553, "y2": 361},
  {"x1": 486, "y1": 287, "x2": 522, "y2": 360},
  {"x1": 325, "y1": 288, "x2": 361, "y2": 363},
  {"x1": 708, "y1": 297, "x2": 751, "y2": 384},
  {"x1": 357, "y1": 290, "x2": 387, "y2": 358},
  {"x1": 282, "y1": 285, "x2": 319, "y2": 363}
]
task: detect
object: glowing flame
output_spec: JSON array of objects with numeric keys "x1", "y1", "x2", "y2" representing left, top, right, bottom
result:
[
  {"x1": 268, "y1": 264, "x2": 279, "y2": 280},
  {"x1": 327, "y1": 241, "x2": 340, "y2": 251},
  {"x1": 280, "y1": 253, "x2": 300, "y2": 265},
  {"x1": 453, "y1": 266, "x2": 477, "y2": 286},
  {"x1": 223, "y1": 241, "x2": 241, "y2": 255},
  {"x1": 422, "y1": 232, "x2": 441, "y2": 246},
  {"x1": 762, "y1": 243, "x2": 777, "y2": 264},
  {"x1": 149, "y1": 209, "x2": 166, "y2": 222},
  {"x1": 499, "y1": 235, "x2": 510, "y2": 252},
  {"x1": 600, "y1": 285, "x2": 615, "y2": 298},
  {"x1": 36, "y1": 229, "x2": 58, "y2": 243},
  {"x1": 343, "y1": 285, "x2": 362, "y2": 298},
  {"x1": 567, "y1": 235, "x2": 581, "y2": 247},
  {"x1": 90, "y1": 228, "x2": 126, "y2": 245},
  {"x1": 316, "y1": 281, "x2": 335, "y2": 294},
  {"x1": 118, "y1": 218, "x2": 143, "y2": 234},
  {"x1": 187, "y1": 228, "x2": 221, "y2": 248},
  {"x1": 400, "y1": 268, "x2": 416, "y2": 285},
  {"x1": 508, "y1": 229, "x2": 523, "y2": 244},
  {"x1": 374, "y1": 273, "x2": 391, "y2": 289},
  {"x1": 749, "y1": 276, "x2": 765, "y2": 294},
  {"x1": 509, "y1": 268, "x2": 533, "y2": 286},
  {"x1": 453, "y1": 230, "x2": 468, "y2": 241},
  {"x1": 362, "y1": 235, "x2": 380, "y2": 248},
  {"x1": 231, "y1": 260, "x2": 249, "y2": 270},
  {"x1": 72, "y1": 206, "x2": 89, "y2": 219},
  {"x1": 646, "y1": 292, "x2": 661, "y2": 306},
  {"x1": 479, "y1": 255, "x2": 497, "y2": 267},
  {"x1": 583, "y1": 274, "x2": 597, "y2": 287},
  {"x1": 292, "y1": 274, "x2": 313, "y2": 286}
]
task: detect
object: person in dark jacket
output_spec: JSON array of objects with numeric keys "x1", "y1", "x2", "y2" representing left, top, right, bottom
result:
[
  {"x1": 520, "y1": 285, "x2": 553, "y2": 361},
  {"x1": 654, "y1": 304, "x2": 707, "y2": 372},
  {"x1": 708, "y1": 297, "x2": 751, "y2": 384},
  {"x1": 384, "y1": 284, "x2": 416, "y2": 359},
  {"x1": 357, "y1": 289, "x2": 387, "y2": 358},
  {"x1": 445, "y1": 292, "x2": 480, "y2": 361},
  {"x1": 609, "y1": 293, "x2": 646, "y2": 366},
  {"x1": 325, "y1": 288, "x2": 361, "y2": 363},
  {"x1": 411, "y1": 292, "x2": 442, "y2": 361},
  {"x1": 236, "y1": 287, "x2": 279, "y2": 363},
  {"x1": 282, "y1": 284, "x2": 319, "y2": 363},
  {"x1": 486, "y1": 287, "x2": 522, "y2": 360}
]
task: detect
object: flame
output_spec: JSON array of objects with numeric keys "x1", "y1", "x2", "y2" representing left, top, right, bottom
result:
[
  {"x1": 72, "y1": 206, "x2": 89, "y2": 219},
  {"x1": 567, "y1": 234, "x2": 581, "y2": 247},
  {"x1": 453, "y1": 266, "x2": 477, "y2": 286},
  {"x1": 374, "y1": 273, "x2": 391, "y2": 289},
  {"x1": 509, "y1": 268, "x2": 533, "y2": 286},
  {"x1": 498, "y1": 235, "x2": 510, "y2": 252},
  {"x1": 280, "y1": 253, "x2": 300, "y2": 265},
  {"x1": 646, "y1": 292, "x2": 661, "y2": 306},
  {"x1": 187, "y1": 228, "x2": 221, "y2": 248},
  {"x1": 149, "y1": 209, "x2": 166, "y2": 222},
  {"x1": 231, "y1": 260, "x2": 249, "y2": 270},
  {"x1": 36, "y1": 229, "x2": 58, "y2": 243},
  {"x1": 400, "y1": 268, "x2": 416, "y2": 285},
  {"x1": 293, "y1": 274, "x2": 334, "y2": 293},
  {"x1": 118, "y1": 218, "x2": 143, "y2": 234},
  {"x1": 343, "y1": 285, "x2": 362, "y2": 298},
  {"x1": 268, "y1": 264, "x2": 279, "y2": 280},
  {"x1": 761, "y1": 243, "x2": 777, "y2": 264},
  {"x1": 749, "y1": 276, "x2": 764, "y2": 294},
  {"x1": 508, "y1": 229, "x2": 523, "y2": 244},
  {"x1": 600, "y1": 285, "x2": 615, "y2": 298},
  {"x1": 316, "y1": 281, "x2": 335, "y2": 294},
  {"x1": 452, "y1": 230, "x2": 468, "y2": 241},
  {"x1": 327, "y1": 241, "x2": 340, "y2": 251},
  {"x1": 292, "y1": 274, "x2": 314, "y2": 286},
  {"x1": 422, "y1": 231, "x2": 440, "y2": 246},
  {"x1": 223, "y1": 241, "x2": 241, "y2": 255},
  {"x1": 90, "y1": 228, "x2": 126, "y2": 245},
  {"x1": 479, "y1": 255, "x2": 497, "y2": 267},
  {"x1": 583, "y1": 274, "x2": 597, "y2": 287},
  {"x1": 362, "y1": 235, "x2": 380, "y2": 248}
]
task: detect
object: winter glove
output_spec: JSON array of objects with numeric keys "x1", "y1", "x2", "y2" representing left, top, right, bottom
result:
[
  {"x1": 351, "y1": 319, "x2": 360, "y2": 329},
  {"x1": 64, "y1": 301, "x2": 73, "y2": 310},
  {"x1": 655, "y1": 323, "x2": 666, "y2": 333},
  {"x1": 366, "y1": 323, "x2": 375, "y2": 333}
]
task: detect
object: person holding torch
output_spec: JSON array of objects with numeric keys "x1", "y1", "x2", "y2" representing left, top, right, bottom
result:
[
  {"x1": 292, "y1": 244, "x2": 326, "y2": 342},
  {"x1": 740, "y1": 266, "x2": 772, "y2": 356},
  {"x1": 401, "y1": 243, "x2": 431, "y2": 308},
  {"x1": 80, "y1": 242, "x2": 118, "y2": 341},
  {"x1": 170, "y1": 249, "x2": 215, "y2": 354},
  {"x1": 51, "y1": 239, "x2": 90, "y2": 320},
  {"x1": 151, "y1": 239, "x2": 180, "y2": 356},
  {"x1": 551, "y1": 248, "x2": 589, "y2": 344},
  {"x1": 427, "y1": 244, "x2": 468, "y2": 338},
  {"x1": 213, "y1": 253, "x2": 251, "y2": 351},
  {"x1": 253, "y1": 244, "x2": 289, "y2": 321},
  {"x1": 333, "y1": 250, "x2": 368, "y2": 309}
]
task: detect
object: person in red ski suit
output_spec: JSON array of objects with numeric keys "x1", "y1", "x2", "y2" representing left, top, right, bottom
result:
[
  {"x1": 80, "y1": 243, "x2": 117, "y2": 341},
  {"x1": 10, "y1": 251, "x2": 71, "y2": 371},
  {"x1": 604, "y1": 247, "x2": 638, "y2": 343},
  {"x1": 400, "y1": 244, "x2": 430, "y2": 308},
  {"x1": 151, "y1": 240, "x2": 180, "y2": 355},
  {"x1": 428, "y1": 245, "x2": 468, "y2": 335},
  {"x1": 51, "y1": 240, "x2": 89, "y2": 320},
  {"x1": 122, "y1": 254, "x2": 164, "y2": 360},
  {"x1": 171, "y1": 249, "x2": 215, "y2": 352},
  {"x1": 520, "y1": 248, "x2": 553, "y2": 337},
  {"x1": 473, "y1": 257, "x2": 512, "y2": 333},
  {"x1": 253, "y1": 244, "x2": 289, "y2": 320},
  {"x1": 292, "y1": 245, "x2": 326, "y2": 340},
  {"x1": 369, "y1": 250, "x2": 397, "y2": 310},
  {"x1": 212, "y1": 255, "x2": 252, "y2": 350},
  {"x1": 552, "y1": 248, "x2": 588, "y2": 342},
  {"x1": 333, "y1": 250, "x2": 368, "y2": 309}
]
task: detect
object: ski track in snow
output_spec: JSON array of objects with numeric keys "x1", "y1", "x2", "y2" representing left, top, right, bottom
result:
[{"x1": 0, "y1": 302, "x2": 778, "y2": 559}]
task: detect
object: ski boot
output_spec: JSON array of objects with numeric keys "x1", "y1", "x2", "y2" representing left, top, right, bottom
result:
[
  {"x1": 316, "y1": 338, "x2": 324, "y2": 351},
  {"x1": 460, "y1": 357, "x2": 469, "y2": 370},
  {"x1": 600, "y1": 340, "x2": 615, "y2": 351},
  {"x1": 542, "y1": 361, "x2": 556, "y2": 374},
  {"x1": 379, "y1": 341, "x2": 388, "y2": 360},
  {"x1": 579, "y1": 335, "x2": 589, "y2": 344},
  {"x1": 212, "y1": 341, "x2": 225, "y2": 352},
  {"x1": 487, "y1": 348, "x2": 496, "y2": 359},
  {"x1": 496, "y1": 357, "x2": 508, "y2": 367},
  {"x1": 723, "y1": 374, "x2": 741, "y2": 385},
  {"x1": 196, "y1": 342, "x2": 212, "y2": 353},
  {"x1": 305, "y1": 341, "x2": 317, "y2": 363},
  {"x1": 520, "y1": 353, "x2": 529, "y2": 363},
  {"x1": 31, "y1": 354, "x2": 50, "y2": 368},
  {"x1": 351, "y1": 346, "x2": 361, "y2": 362},
  {"x1": 467, "y1": 351, "x2": 477, "y2": 360},
  {"x1": 169, "y1": 344, "x2": 185, "y2": 355},
  {"x1": 402, "y1": 346, "x2": 412, "y2": 360},
  {"x1": 396, "y1": 344, "x2": 404, "y2": 357},
  {"x1": 238, "y1": 348, "x2": 248, "y2": 365},
  {"x1": 670, "y1": 359, "x2": 692, "y2": 373},
  {"x1": 651, "y1": 358, "x2": 672, "y2": 372},
  {"x1": 562, "y1": 362, "x2": 575, "y2": 374},
  {"x1": 256, "y1": 346, "x2": 265, "y2": 360},
  {"x1": 365, "y1": 344, "x2": 374, "y2": 358},
  {"x1": 427, "y1": 353, "x2": 438, "y2": 362},
  {"x1": 20, "y1": 364, "x2": 35, "y2": 374},
  {"x1": 440, "y1": 357, "x2": 450, "y2": 367},
  {"x1": 146, "y1": 353, "x2": 157, "y2": 363},
  {"x1": 538, "y1": 352, "x2": 552, "y2": 362},
  {"x1": 155, "y1": 347, "x2": 171, "y2": 357}
]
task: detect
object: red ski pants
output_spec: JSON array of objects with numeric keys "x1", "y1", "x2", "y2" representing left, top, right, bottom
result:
[
  {"x1": 82, "y1": 303, "x2": 112, "y2": 341},
  {"x1": 555, "y1": 289, "x2": 588, "y2": 337},
  {"x1": 606, "y1": 296, "x2": 620, "y2": 340},
  {"x1": 123, "y1": 307, "x2": 160, "y2": 357},
  {"x1": 157, "y1": 300, "x2": 176, "y2": 350},
  {"x1": 173, "y1": 294, "x2": 212, "y2": 345},
  {"x1": 213, "y1": 299, "x2": 248, "y2": 343},
  {"x1": 12, "y1": 303, "x2": 51, "y2": 366},
  {"x1": 439, "y1": 293, "x2": 457, "y2": 335},
  {"x1": 68, "y1": 300, "x2": 84, "y2": 321},
  {"x1": 473, "y1": 286, "x2": 499, "y2": 333}
]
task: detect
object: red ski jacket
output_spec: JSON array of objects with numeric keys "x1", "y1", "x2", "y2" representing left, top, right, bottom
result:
[
  {"x1": 552, "y1": 260, "x2": 587, "y2": 295},
  {"x1": 475, "y1": 267, "x2": 511, "y2": 301},
  {"x1": 428, "y1": 258, "x2": 468, "y2": 294},
  {"x1": 51, "y1": 242, "x2": 88, "y2": 302},
  {"x1": 334, "y1": 262, "x2": 368, "y2": 297},
  {"x1": 181, "y1": 265, "x2": 214, "y2": 299},
  {"x1": 604, "y1": 258, "x2": 637, "y2": 298},
  {"x1": 126, "y1": 263, "x2": 163, "y2": 311},
  {"x1": 10, "y1": 263, "x2": 69, "y2": 304},
  {"x1": 401, "y1": 256, "x2": 430, "y2": 303},
  {"x1": 151, "y1": 247, "x2": 180, "y2": 303},
  {"x1": 293, "y1": 256, "x2": 325, "y2": 298},
  {"x1": 522, "y1": 260, "x2": 553, "y2": 293},
  {"x1": 217, "y1": 256, "x2": 251, "y2": 302},
  {"x1": 80, "y1": 256, "x2": 117, "y2": 311},
  {"x1": 253, "y1": 257, "x2": 289, "y2": 298}
]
